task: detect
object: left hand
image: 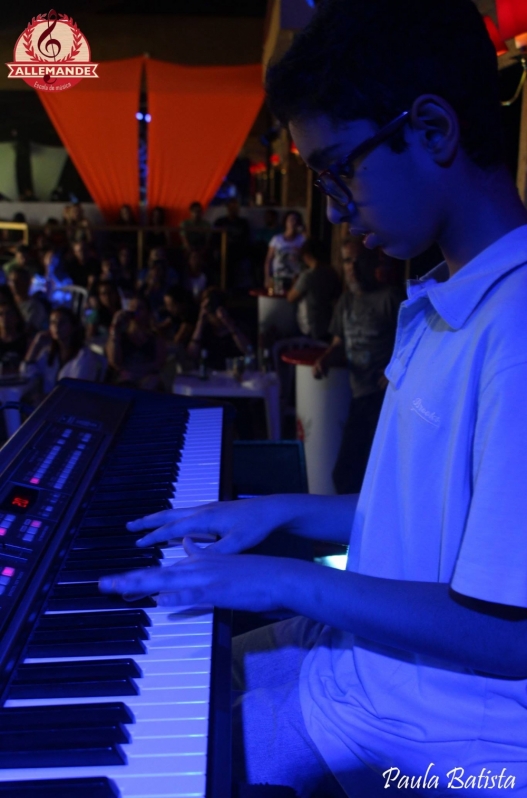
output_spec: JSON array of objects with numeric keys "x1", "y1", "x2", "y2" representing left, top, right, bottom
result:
[{"x1": 99, "y1": 538, "x2": 285, "y2": 612}]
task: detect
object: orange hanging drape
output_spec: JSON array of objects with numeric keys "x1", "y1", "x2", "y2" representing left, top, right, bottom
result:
[
  {"x1": 146, "y1": 60, "x2": 264, "y2": 224},
  {"x1": 38, "y1": 57, "x2": 143, "y2": 222}
]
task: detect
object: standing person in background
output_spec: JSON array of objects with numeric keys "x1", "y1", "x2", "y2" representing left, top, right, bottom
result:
[
  {"x1": 31, "y1": 248, "x2": 73, "y2": 309},
  {"x1": 146, "y1": 206, "x2": 170, "y2": 250},
  {"x1": 213, "y1": 199, "x2": 251, "y2": 290},
  {"x1": 179, "y1": 201, "x2": 211, "y2": 252},
  {"x1": 313, "y1": 237, "x2": 402, "y2": 493},
  {"x1": 21, "y1": 306, "x2": 101, "y2": 398},
  {"x1": 287, "y1": 238, "x2": 342, "y2": 341},
  {"x1": 264, "y1": 210, "x2": 306, "y2": 291}
]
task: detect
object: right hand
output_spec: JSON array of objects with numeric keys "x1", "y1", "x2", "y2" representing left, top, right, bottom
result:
[
  {"x1": 129, "y1": 497, "x2": 287, "y2": 555},
  {"x1": 312, "y1": 355, "x2": 329, "y2": 380}
]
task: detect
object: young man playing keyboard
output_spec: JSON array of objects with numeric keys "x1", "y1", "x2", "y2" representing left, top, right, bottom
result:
[{"x1": 101, "y1": 0, "x2": 527, "y2": 794}]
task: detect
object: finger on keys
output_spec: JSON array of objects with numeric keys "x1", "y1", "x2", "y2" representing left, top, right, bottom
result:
[
  {"x1": 127, "y1": 508, "x2": 196, "y2": 532},
  {"x1": 99, "y1": 567, "x2": 205, "y2": 605}
]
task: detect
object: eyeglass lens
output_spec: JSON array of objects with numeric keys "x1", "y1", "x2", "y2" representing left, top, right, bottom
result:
[{"x1": 315, "y1": 174, "x2": 352, "y2": 205}]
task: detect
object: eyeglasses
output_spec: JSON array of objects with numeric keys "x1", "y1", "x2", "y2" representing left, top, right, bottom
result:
[{"x1": 313, "y1": 110, "x2": 410, "y2": 207}]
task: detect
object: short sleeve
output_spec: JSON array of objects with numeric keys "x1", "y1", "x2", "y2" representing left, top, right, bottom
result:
[
  {"x1": 268, "y1": 235, "x2": 279, "y2": 249},
  {"x1": 451, "y1": 361, "x2": 527, "y2": 608}
]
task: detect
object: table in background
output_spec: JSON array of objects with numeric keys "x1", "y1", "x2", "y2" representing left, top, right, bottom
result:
[{"x1": 173, "y1": 370, "x2": 281, "y2": 440}]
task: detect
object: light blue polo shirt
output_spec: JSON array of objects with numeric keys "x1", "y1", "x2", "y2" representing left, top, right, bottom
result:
[{"x1": 299, "y1": 226, "x2": 527, "y2": 794}]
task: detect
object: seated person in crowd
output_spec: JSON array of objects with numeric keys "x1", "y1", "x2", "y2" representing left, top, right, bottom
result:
[
  {"x1": 264, "y1": 210, "x2": 306, "y2": 291},
  {"x1": 85, "y1": 279, "x2": 122, "y2": 339},
  {"x1": 137, "y1": 247, "x2": 178, "y2": 289},
  {"x1": 184, "y1": 249, "x2": 208, "y2": 301},
  {"x1": 159, "y1": 286, "x2": 198, "y2": 348},
  {"x1": 139, "y1": 258, "x2": 172, "y2": 317},
  {"x1": 31, "y1": 248, "x2": 73, "y2": 308},
  {"x1": 287, "y1": 238, "x2": 342, "y2": 341},
  {"x1": 3, "y1": 244, "x2": 39, "y2": 279},
  {"x1": 179, "y1": 201, "x2": 211, "y2": 251},
  {"x1": 21, "y1": 306, "x2": 101, "y2": 397},
  {"x1": 8, "y1": 266, "x2": 49, "y2": 337},
  {"x1": 187, "y1": 286, "x2": 250, "y2": 371},
  {"x1": 67, "y1": 241, "x2": 101, "y2": 288},
  {"x1": 116, "y1": 245, "x2": 137, "y2": 292},
  {"x1": 63, "y1": 203, "x2": 92, "y2": 244},
  {"x1": 106, "y1": 296, "x2": 166, "y2": 390},
  {"x1": 313, "y1": 237, "x2": 403, "y2": 494},
  {"x1": 0, "y1": 302, "x2": 28, "y2": 374}
]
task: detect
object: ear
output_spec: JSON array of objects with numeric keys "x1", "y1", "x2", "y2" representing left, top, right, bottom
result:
[{"x1": 409, "y1": 94, "x2": 459, "y2": 166}]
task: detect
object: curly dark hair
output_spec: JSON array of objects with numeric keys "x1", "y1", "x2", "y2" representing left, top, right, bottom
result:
[{"x1": 265, "y1": 0, "x2": 502, "y2": 169}]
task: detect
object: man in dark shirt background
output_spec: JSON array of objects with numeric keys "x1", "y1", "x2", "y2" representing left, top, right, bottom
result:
[
  {"x1": 313, "y1": 236, "x2": 403, "y2": 492},
  {"x1": 287, "y1": 238, "x2": 342, "y2": 341}
]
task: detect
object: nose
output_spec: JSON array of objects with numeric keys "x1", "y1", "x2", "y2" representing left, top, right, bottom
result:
[{"x1": 325, "y1": 195, "x2": 355, "y2": 225}]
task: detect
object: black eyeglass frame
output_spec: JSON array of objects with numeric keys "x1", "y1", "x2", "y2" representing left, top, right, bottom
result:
[{"x1": 313, "y1": 110, "x2": 410, "y2": 207}]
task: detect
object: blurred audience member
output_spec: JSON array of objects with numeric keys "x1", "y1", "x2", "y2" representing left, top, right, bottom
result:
[
  {"x1": 264, "y1": 210, "x2": 306, "y2": 291},
  {"x1": 313, "y1": 237, "x2": 403, "y2": 494},
  {"x1": 213, "y1": 200, "x2": 251, "y2": 290},
  {"x1": 184, "y1": 249, "x2": 208, "y2": 301},
  {"x1": 8, "y1": 266, "x2": 49, "y2": 336},
  {"x1": 255, "y1": 209, "x2": 281, "y2": 247},
  {"x1": 63, "y1": 203, "x2": 91, "y2": 244},
  {"x1": 139, "y1": 260, "x2": 169, "y2": 316},
  {"x1": 85, "y1": 279, "x2": 122, "y2": 339},
  {"x1": 180, "y1": 202, "x2": 211, "y2": 251},
  {"x1": 21, "y1": 306, "x2": 101, "y2": 397},
  {"x1": 137, "y1": 247, "x2": 178, "y2": 289},
  {"x1": 3, "y1": 244, "x2": 39, "y2": 278},
  {"x1": 31, "y1": 248, "x2": 73, "y2": 308},
  {"x1": 116, "y1": 245, "x2": 137, "y2": 292},
  {"x1": 146, "y1": 206, "x2": 170, "y2": 250},
  {"x1": 114, "y1": 204, "x2": 137, "y2": 251},
  {"x1": 116, "y1": 204, "x2": 136, "y2": 226},
  {"x1": 159, "y1": 286, "x2": 198, "y2": 347},
  {"x1": 0, "y1": 303, "x2": 28, "y2": 374},
  {"x1": 106, "y1": 296, "x2": 165, "y2": 390},
  {"x1": 287, "y1": 238, "x2": 341, "y2": 341},
  {"x1": 67, "y1": 241, "x2": 100, "y2": 288},
  {"x1": 188, "y1": 287, "x2": 250, "y2": 370}
]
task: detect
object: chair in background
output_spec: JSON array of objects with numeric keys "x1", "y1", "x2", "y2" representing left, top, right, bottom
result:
[{"x1": 60, "y1": 285, "x2": 88, "y2": 320}]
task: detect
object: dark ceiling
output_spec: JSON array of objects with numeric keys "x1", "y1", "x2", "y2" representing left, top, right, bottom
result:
[{"x1": 3, "y1": 0, "x2": 268, "y2": 26}]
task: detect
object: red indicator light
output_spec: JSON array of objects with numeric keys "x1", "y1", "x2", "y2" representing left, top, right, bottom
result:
[
  {"x1": 2, "y1": 567, "x2": 14, "y2": 577},
  {"x1": 0, "y1": 528, "x2": 6, "y2": 536},
  {"x1": 30, "y1": 478, "x2": 40, "y2": 485},
  {"x1": 30, "y1": 520, "x2": 41, "y2": 528},
  {"x1": 12, "y1": 497, "x2": 30, "y2": 509}
]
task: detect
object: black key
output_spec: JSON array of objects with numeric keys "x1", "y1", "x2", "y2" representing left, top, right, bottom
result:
[
  {"x1": 12, "y1": 658, "x2": 141, "y2": 683},
  {"x1": 0, "y1": 702, "x2": 134, "y2": 732},
  {"x1": 31, "y1": 625, "x2": 148, "y2": 643},
  {"x1": 0, "y1": 744, "x2": 127, "y2": 768},
  {"x1": 66, "y1": 548, "x2": 163, "y2": 562},
  {"x1": 72, "y1": 535, "x2": 155, "y2": 550},
  {"x1": 9, "y1": 679, "x2": 139, "y2": 699},
  {"x1": 0, "y1": 724, "x2": 130, "y2": 750},
  {"x1": 27, "y1": 638, "x2": 147, "y2": 658},
  {"x1": 46, "y1": 593, "x2": 156, "y2": 611},
  {"x1": 0, "y1": 776, "x2": 120, "y2": 797},
  {"x1": 36, "y1": 609, "x2": 151, "y2": 630}
]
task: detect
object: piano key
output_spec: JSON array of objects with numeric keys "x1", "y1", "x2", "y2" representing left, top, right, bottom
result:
[
  {"x1": 36, "y1": 609, "x2": 152, "y2": 630},
  {"x1": 0, "y1": 406, "x2": 225, "y2": 797},
  {"x1": 0, "y1": 702, "x2": 135, "y2": 731},
  {"x1": 0, "y1": 745, "x2": 127, "y2": 769},
  {"x1": 0, "y1": 724, "x2": 131, "y2": 750},
  {"x1": 0, "y1": 776, "x2": 120, "y2": 797}
]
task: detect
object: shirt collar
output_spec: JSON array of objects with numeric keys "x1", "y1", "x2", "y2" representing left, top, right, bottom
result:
[{"x1": 405, "y1": 225, "x2": 527, "y2": 330}]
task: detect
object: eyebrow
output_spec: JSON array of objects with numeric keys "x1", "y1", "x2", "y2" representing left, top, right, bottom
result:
[{"x1": 304, "y1": 143, "x2": 344, "y2": 171}]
